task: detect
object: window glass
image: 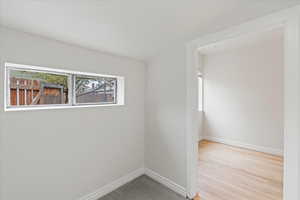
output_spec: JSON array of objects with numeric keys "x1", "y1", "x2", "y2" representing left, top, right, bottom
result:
[
  {"x1": 75, "y1": 75, "x2": 117, "y2": 104},
  {"x1": 8, "y1": 69, "x2": 70, "y2": 106}
]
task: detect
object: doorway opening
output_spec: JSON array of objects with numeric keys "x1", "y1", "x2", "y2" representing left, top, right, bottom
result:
[{"x1": 196, "y1": 28, "x2": 284, "y2": 199}]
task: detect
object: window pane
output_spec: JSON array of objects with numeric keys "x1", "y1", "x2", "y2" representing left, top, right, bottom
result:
[
  {"x1": 75, "y1": 75, "x2": 117, "y2": 104},
  {"x1": 9, "y1": 69, "x2": 70, "y2": 106}
]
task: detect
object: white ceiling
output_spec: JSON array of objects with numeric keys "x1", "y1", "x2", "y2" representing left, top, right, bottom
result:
[
  {"x1": 199, "y1": 28, "x2": 284, "y2": 55},
  {"x1": 0, "y1": 0, "x2": 300, "y2": 61}
]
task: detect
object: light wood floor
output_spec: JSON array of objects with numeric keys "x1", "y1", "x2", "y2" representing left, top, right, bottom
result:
[{"x1": 198, "y1": 140, "x2": 283, "y2": 200}]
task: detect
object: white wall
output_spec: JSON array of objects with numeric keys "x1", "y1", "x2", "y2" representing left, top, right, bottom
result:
[
  {"x1": 0, "y1": 27, "x2": 145, "y2": 200},
  {"x1": 145, "y1": 43, "x2": 187, "y2": 188},
  {"x1": 202, "y1": 35, "x2": 284, "y2": 152}
]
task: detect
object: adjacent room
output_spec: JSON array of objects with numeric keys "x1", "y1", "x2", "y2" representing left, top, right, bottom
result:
[
  {"x1": 197, "y1": 28, "x2": 284, "y2": 200},
  {"x1": 1, "y1": 1, "x2": 300, "y2": 200}
]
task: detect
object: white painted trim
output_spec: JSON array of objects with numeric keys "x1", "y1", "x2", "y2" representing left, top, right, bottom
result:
[
  {"x1": 5, "y1": 103, "x2": 125, "y2": 112},
  {"x1": 204, "y1": 136, "x2": 283, "y2": 156},
  {"x1": 283, "y1": 14, "x2": 300, "y2": 200},
  {"x1": 186, "y1": 5, "x2": 300, "y2": 200},
  {"x1": 78, "y1": 168, "x2": 145, "y2": 200},
  {"x1": 5, "y1": 62, "x2": 121, "y2": 78},
  {"x1": 185, "y1": 42, "x2": 199, "y2": 199},
  {"x1": 144, "y1": 168, "x2": 186, "y2": 197}
]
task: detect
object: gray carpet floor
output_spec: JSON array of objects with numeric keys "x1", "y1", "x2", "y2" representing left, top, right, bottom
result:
[{"x1": 98, "y1": 175, "x2": 186, "y2": 200}]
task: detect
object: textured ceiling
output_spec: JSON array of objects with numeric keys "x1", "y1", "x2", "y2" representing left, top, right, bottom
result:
[{"x1": 1, "y1": 0, "x2": 300, "y2": 60}]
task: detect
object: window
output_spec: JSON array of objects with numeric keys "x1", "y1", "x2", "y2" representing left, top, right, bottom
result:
[
  {"x1": 75, "y1": 75, "x2": 117, "y2": 105},
  {"x1": 7, "y1": 68, "x2": 71, "y2": 107},
  {"x1": 5, "y1": 63, "x2": 124, "y2": 111},
  {"x1": 198, "y1": 75, "x2": 203, "y2": 111}
]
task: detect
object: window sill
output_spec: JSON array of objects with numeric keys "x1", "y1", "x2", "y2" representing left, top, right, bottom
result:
[{"x1": 5, "y1": 103, "x2": 125, "y2": 112}]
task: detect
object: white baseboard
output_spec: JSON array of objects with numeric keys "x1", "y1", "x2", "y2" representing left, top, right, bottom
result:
[
  {"x1": 78, "y1": 167, "x2": 187, "y2": 200},
  {"x1": 204, "y1": 136, "x2": 283, "y2": 156},
  {"x1": 78, "y1": 168, "x2": 145, "y2": 200},
  {"x1": 144, "y1": 168, "x2": 186, "y2": 197}
]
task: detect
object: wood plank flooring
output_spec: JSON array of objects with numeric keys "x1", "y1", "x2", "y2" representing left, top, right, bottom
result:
[{"x1": 198, "y1": 140, "x2": 283, "y2": 200}]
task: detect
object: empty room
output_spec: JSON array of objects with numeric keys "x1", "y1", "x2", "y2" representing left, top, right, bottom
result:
[
  {"x1": 1, "y1": 1, "x2": 300, "y2": 200},
  {"x1": 197, "y1": 28, "x2": 284, "y2": 200}
]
